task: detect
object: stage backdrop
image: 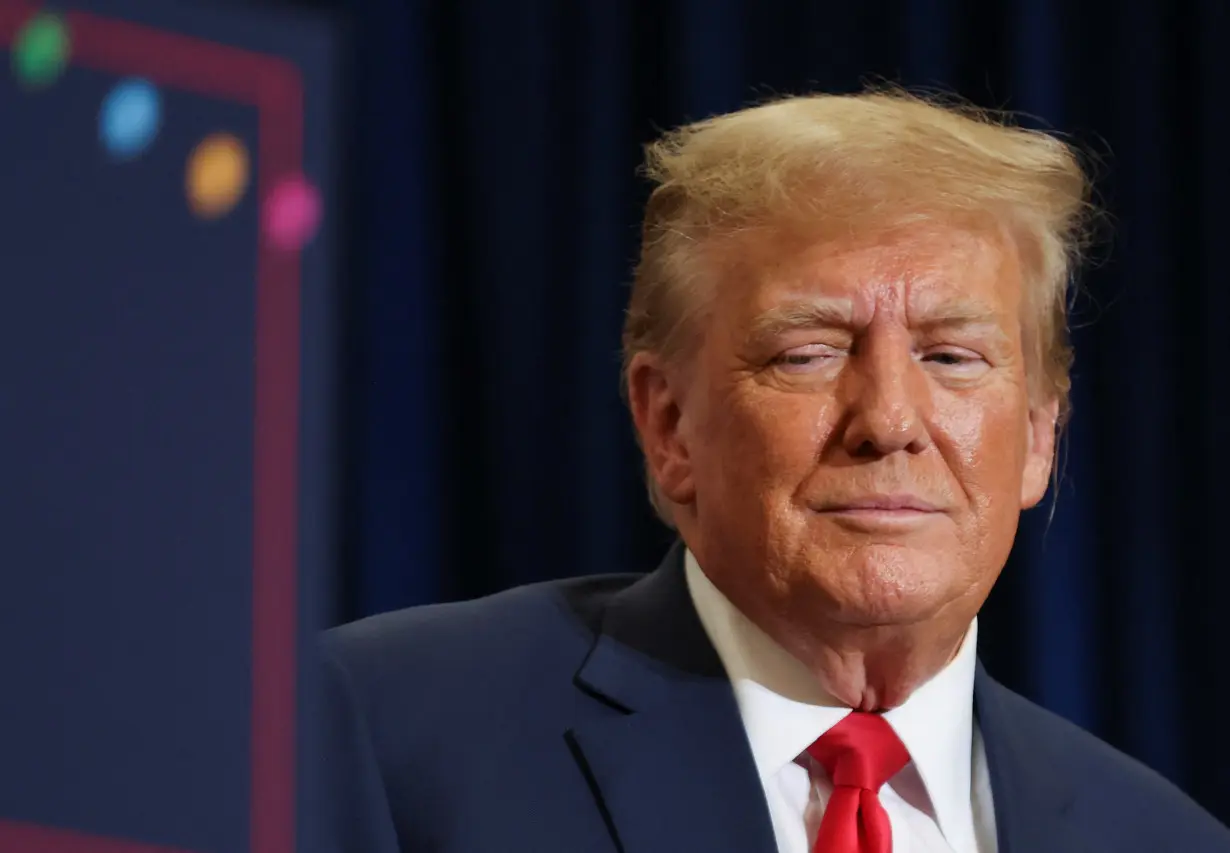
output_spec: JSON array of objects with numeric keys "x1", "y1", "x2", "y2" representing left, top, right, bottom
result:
[
  {"x1": 0, "y1": 1, "x2": 341, "y2": 852},
  {"x1": 340, "y1": 0, "x2": 1230, "y2": 828}
]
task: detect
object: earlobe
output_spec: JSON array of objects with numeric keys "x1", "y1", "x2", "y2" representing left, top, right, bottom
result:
[{"x1": 1020, "y1": 398, "x2": 1059, "y2": 509}]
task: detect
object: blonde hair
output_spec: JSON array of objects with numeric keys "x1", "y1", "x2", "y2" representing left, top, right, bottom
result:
[{"x1": 622, "y1": 87, "x2": 1096, "y2": 526}]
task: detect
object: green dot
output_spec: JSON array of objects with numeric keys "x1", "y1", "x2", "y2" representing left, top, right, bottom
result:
[{"x1": 13, "y1": 13, "x2": 70, "y2": 89}]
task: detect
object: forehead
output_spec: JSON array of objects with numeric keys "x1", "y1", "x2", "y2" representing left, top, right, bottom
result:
[{"x1": 716, "y1": 222, "x2": 1021, "y2": 325}]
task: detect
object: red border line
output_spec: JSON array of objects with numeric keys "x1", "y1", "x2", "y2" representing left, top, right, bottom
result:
[
  {"x1": 0, "y1": 821, "x2": 197, "y2": 853},
  {"x1": 0, "y1": 4, "x2": 304, "y2": 853}
]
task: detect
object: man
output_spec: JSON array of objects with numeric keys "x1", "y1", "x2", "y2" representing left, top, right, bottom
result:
[{"x1": 322, "y1": 90, "x2": 1230, "y2": 852}]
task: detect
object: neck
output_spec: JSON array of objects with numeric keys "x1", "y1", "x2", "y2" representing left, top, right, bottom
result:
[
  {"x1": 778, "y1": 618, "x2": 971, "y2": 710},
  {"x1": 679, "y1": 539, "x2": 978, "y2": 710}
]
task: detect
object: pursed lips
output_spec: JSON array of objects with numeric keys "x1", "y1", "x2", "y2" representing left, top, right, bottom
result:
[{"x1": 815, "y1": 494, "x2": 946, "y2": 513}]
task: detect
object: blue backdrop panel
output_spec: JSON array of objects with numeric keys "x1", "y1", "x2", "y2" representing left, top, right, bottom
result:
[{"x1": 0, "y1": 2, "x2": 340, "y2": 852}]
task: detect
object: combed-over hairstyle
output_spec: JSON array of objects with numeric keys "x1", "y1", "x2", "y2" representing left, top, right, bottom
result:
[{"x1": 622, "y1": 87, "x2": 1096, "y2": 526}]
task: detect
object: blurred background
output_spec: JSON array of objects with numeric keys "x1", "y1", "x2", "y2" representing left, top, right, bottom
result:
[{"x1": 3, "y1": 0, "x2": 1229, "y2": 850}]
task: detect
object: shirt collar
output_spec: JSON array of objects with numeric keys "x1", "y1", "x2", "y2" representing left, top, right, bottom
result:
[{"x1": 683, "y1": 548, "x2": 979, "y2": 852}]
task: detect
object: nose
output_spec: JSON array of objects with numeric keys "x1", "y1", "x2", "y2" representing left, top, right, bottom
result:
[{"x1": 840, "y1": 331, "x2": 931, "y2": 457}]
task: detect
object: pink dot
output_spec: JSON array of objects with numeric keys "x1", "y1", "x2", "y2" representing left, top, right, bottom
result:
[{"x1": 263, "y1": 175, "x2": 322, "y2": 250}]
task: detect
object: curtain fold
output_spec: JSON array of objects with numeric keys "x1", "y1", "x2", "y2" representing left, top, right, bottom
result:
[{"x1": 339, "y1": 0, "x2": 1230, "y2": 823}]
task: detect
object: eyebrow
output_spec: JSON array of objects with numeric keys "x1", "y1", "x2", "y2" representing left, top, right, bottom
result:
[
  {"x1": 748, "y1": 299, "x2": 858, "y2": 339},
  {"x1": 747, "y1": 297, "x2": 1010, "y2": 342}
]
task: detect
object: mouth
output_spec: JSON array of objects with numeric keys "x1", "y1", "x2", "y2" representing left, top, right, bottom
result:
[
  {"x1": 817, "y1": 495, "x2": 945, "y2": 513},
  {"x1": 812, "y1": 495, "x2": 947, "y2": 529}
]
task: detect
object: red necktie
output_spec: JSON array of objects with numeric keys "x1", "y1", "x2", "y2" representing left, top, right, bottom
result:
[{"x1": 806, "y1": 712, "x2": 910, "y2": 853}]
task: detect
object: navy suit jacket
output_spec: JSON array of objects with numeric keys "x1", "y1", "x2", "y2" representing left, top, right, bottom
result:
[{"x1": 321, "y1": 543, "x2": 1230, "y2": 852}]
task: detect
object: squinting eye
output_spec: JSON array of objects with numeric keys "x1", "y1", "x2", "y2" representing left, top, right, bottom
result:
[
  {"x1": 769, "y1": 347, "x2": 838, "y2": 373},
  {"x1": 921, "y1": 350, "x2": 980, "y2": 367}
]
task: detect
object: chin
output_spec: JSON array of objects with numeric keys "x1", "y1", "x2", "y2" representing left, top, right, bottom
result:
[
  {"x1": 834, "y1": 595, "x2": 950, "y2": 628},
  {"x1": 806, "y1": 546, "x2": 961, "y2": 626}
]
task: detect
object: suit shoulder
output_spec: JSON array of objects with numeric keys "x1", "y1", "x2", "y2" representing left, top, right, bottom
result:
[
  {"x1": 322, "y1": 571, "x2": 642, "y2": 686},
  {"x1": 983, "y1": 679, "x2": 1230, "y2": 847},
  {"x1": 318, "y1": 571, "x2": 644, "y2": 769}
]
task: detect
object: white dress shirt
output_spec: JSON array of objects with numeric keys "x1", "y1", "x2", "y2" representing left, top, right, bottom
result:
[{"x1": 684, "y1": 550, "x2": 998, "y2": 853}]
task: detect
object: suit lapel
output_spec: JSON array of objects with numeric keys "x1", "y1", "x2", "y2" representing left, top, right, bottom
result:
[
  {"x1": 974, "y1": 664, "x2": 1091, "y2": 853},
  {"x1": 566, "y1": 546, "x2": 1095, "y2": 853},
  {"x1": 567, "y1": 542, "x2": 778, "y2": 853}
]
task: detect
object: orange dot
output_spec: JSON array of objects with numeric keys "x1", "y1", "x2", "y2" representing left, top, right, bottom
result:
[{"x1": 186, "y1": 133, "x2": 249, "y2": 219}]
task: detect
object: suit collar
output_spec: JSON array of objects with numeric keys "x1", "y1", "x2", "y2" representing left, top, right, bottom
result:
[
  {"x1": 577, "y1": 540, "x2": 726, "y2": 698},
  {"x1": 569, "y1": 541, "x2": 778, "y2": 853},
  {"x1": 974, "y1": 663, "x2": 1090, "y2": 853}
]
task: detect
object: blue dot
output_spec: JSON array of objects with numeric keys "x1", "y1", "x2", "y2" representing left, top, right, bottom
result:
[{"x1": 99, "y1": 78, "x2": 162, "y2": 160}]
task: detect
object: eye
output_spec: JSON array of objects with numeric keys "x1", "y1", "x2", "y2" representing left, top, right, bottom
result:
[
  {"x1": 919, "y1": 349, "x2": 984, "y2": 368},
  {"x1": 777, "y1": 353, "x2": 819, "y2": 366},
  {"x1": 769, "y1": 345, "x2": 840, "y2": 373}
]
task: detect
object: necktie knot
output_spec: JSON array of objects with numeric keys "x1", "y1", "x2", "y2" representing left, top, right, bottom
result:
[{"x1": 806, "y1": 711, "x2": 909, "y2": 792}]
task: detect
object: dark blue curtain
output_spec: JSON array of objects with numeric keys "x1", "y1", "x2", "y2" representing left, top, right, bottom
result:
[{"x1": 335, "y1": 0, "x2": 1230, "y2": 823}]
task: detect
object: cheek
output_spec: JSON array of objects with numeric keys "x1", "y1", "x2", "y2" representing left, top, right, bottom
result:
[
  {"x1": 932, "y1": 392, "x2": 1029, "y2": 517},
  {"x1": 700, "y1": 387, "x2": 832, "y2": 491}
]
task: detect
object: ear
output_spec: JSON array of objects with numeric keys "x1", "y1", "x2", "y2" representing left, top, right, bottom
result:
[
  {"x1": 626, "y1": 351, "x2": 697, "y2": 505},
  {"x1": 1020, "y1": 396, "x2": 1060, "y2": 509}
]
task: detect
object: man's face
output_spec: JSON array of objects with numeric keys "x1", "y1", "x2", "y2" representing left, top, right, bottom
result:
[{"x1": 641, "y1": 222, "x2": 1057, "y2": 631}]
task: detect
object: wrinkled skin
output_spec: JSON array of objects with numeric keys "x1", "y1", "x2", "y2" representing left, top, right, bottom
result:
[{"x1": 628, "y1": 222, "x2": 1058, "y2": 710}]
